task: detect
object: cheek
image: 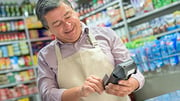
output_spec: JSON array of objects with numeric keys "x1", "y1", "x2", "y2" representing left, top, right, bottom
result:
[{"x1": 50, "y1": 27, "x2": 63, "y2": 36}]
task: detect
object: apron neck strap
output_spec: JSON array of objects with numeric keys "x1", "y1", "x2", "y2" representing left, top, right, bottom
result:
[
  {"x1": 88, "y1": 30, "x2": 98, "y2": 47},
  {"x1": 55, "y1": 29, "x2": 98, "y2": 61},
  {"x1": 55, "y1": 43, "x2": 62, "y2": 65}
]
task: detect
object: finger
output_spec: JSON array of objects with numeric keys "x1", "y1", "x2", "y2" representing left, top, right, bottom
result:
[
  {"x1": 106, "y1": 83, "x2": 121, "y2": 91},
  {"x1": 118, "y1": 80, "x2": 131, "y2": 87},
  {"x1": 90, "y1": 75, "x2": 102, "y2": 81},
  {"x1": 85, "y1": 79, "x2": 103, "y2": 94},
  {"x1": 82, "y1": 84, "x2": 96, "y2": 97},
  {"x1": 84, "y1": 81, "x2": 96, "y2": 93},
  {"x1": 106, "y1": 83, "x2": 128, "y2": 92},
  {"x1": 87, "y1": 76, "x2": 104, "y2": 93},
  {"x1": 105, "y1": 85, "x2": 130, "y2": 97},
  {"x1": 105, "y1": 83, "x2": 131, "y2": 95},
  {"x1": 88, "y1": 81, "x2": 103, "y2": 94}
]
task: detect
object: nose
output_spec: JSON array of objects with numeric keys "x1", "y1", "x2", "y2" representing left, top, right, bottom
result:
[
  {"x1": 64, "y1": 21, "x2": 72, "y2": 28},
  {"x1": 63, "y1": 21, "x2": 73, "y2": 32}
]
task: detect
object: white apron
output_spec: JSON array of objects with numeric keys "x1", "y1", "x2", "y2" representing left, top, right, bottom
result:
[{"x1": 55, "y1": 32, "x2": 130, "y2": 101}]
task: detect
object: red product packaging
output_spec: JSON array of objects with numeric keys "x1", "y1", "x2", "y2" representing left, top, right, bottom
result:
[
  {"x1": 0, "y1": 89, "x2": 8, "y2": 100},
  {"x1": 15, "y1": 87, "x2": 22, "y2": 97},
  {"x1": 21, "y1": 85, "x2": 29, "y2": 95}
]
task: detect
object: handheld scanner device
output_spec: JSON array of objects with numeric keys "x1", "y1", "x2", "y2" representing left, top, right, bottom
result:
[{"x1": 103, "y1": 60, "x2": 137, "y2": 87}]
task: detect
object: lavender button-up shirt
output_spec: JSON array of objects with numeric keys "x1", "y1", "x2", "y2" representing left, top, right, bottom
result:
[{"x1": 37, "y1": 23, "x2": 145, "y2": 101}]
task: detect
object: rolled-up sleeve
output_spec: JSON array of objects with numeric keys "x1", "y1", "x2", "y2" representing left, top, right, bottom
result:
[
  {"x1": 131, "y1": 69, "x2": 145, "y2": 90},
  {"x1": 107, "y1": 28, "x2": 145, "y2": 91},
  {"x1": 38, "y1": 52, "x2": 65, "y2": 101}
]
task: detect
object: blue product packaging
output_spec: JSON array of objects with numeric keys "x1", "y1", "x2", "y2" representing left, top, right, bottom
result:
[
  {"x1": 139, "y1": 47, "x2": 149, "y2": 72},
  {"x1": 129, "y1": 49, "x2": 139, "y2": 64},
  {"x1": 1, "y1": 46, "x2": 8, "y2": 57},
  {"x1": 144, "y1": 43, "x2": 156, "y2": 71},
  {"x1": 134, "y1": 48, "x2": 147, "y2": 72},
  {"x1": 10, "y1": 56, "x2": 19, "y2": 69},
  {"x1": 166, "y1": 39, "x2": 178, "y2": 66},
  {"x1": 160, "y1": 40, "x2": 169, "y2": 65},
  {"x1": 151, "y1": 40, "x2": 164, "y2": 68},
  {"x1": 130, "y1": 49, "x2": 144, "y2": 73},
  {"x1": 176, "y1": 32, "x2": 180, "y2": 62}
]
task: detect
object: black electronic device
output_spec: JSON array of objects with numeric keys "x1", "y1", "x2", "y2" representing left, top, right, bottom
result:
[{"x1": 103, "y1": 60, "x2": 137, "y2": 88}]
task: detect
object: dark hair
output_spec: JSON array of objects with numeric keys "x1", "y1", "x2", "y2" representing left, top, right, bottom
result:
[{"x1": 35, "y1": 0, "x2": 72, "y2": 28}]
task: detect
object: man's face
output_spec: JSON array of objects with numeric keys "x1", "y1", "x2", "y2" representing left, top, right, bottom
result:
[{"x1": 45, "y1": 2, "x2": 82, "y2": 43}]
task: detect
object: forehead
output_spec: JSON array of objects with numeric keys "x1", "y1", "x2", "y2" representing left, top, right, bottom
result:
[{"x1": 45, "y1": 2, "x2": 72, "y2": 18}]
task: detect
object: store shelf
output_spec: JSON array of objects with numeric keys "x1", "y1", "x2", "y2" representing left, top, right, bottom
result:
[
  {"x1": 127, "y1": 1, "x2": 180, "y2": 23},
  {"x1": 111, "y1": 22, "x2": 124, "y2": 29},
  {"x1": 0, "y1": 66, "x2": 36, "y2": 74},
  {"x1": 3, "y1": 93, "x2": 38, "y2": 101},
  {"x1": 155, "y1": 28, "x2": 180, "y2": 38},
  {"x1": 0, "y1": 29, "x2": 25, "y2": 34},
  {"x1": 30, "y1": 37, "x2": 52, "y2": 42},
  {"x1": 134, "y1": 64, "x2": 180, "y2": 101},
  {"x1": 0, "y1": 40, "x2": 28, "y2": 46},
  {"x1": 80, "y1": 0, "x2": 119, "y2": 20},
  {"x1": 144, "y1": 64, "x2": 180, "y2": 79},
  {"x1": 0, "y1": 79, "x2": 36, "y2": 89},
  {"x1": 0, "y1": 16, "x2": 24, "y2": 21}
]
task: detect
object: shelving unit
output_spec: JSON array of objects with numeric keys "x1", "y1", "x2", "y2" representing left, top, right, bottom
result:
[
  {"x1": 0, "y1": 66, "x2": 35, "y2": 74},
  {"x1": 30, "y1": 37, "x2": 52, "y2": 42},
  {"x1": 155, "y1": 28, "x2": 180, "y2": 38},
  {"x1": 3, "y1": 93, "x2": 38, "y2": 101},
  {"x1": 0, "y1": 16, "x2": 41, "y2": 101},
  {"x1": 0, "y1": 79, "x2": 36, "y2": 89},
  {"x1": 0, "y1": 40, "x2": 28, "y2": 46},
  {"x1": 80, "y1": 0, "x2": 119, "y2": 20},
  {"x1": 126, "y1": 1, "x2": 180, "y2": 24},
  {"x1": 111, "y1": 22, "x2": 124, "y2": 29},
  {"x1": 0, "y1": 16, "x2": 24, "y2": 21},
  {"x1": 80, "y1": 0, "x2": 180, "y2": 40}
]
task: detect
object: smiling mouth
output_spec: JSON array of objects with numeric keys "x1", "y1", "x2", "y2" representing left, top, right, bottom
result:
[{"x1": 64, "y1": 25, "x2": 75, "y2": 34}]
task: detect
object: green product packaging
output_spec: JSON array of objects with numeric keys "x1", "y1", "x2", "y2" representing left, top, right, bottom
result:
[
  {"x1": 162, "y1": 0, "x2": 171, "y2": 6},
  {"x1": 7, "y1": 73, "x2": 16, "y2": 83}
]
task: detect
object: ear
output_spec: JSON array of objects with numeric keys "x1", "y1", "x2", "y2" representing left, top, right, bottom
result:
[{"x1": 47, "y1": 30, "x2": 54, "y2": 36}]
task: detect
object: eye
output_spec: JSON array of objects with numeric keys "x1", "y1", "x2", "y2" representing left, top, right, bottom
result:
[
  {"x1": 53, "y1": 21, "x2": 62, "y2": 27},
  {"x1": 66, "y1": 16, "x2": 71, "y2": 19},
  {"x1": 65, "y1": 11, "x2": 72, "y2": 19}
]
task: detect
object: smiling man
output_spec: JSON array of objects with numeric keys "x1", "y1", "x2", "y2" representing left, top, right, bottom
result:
[{"x1": 36, "y1": 0, "x2": 145, "y2": 101}]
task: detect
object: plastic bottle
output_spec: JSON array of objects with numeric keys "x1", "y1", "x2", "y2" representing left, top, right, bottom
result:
[
  {"x1": 9, "y1": 2, "x2": 16, "y2": 17},
  {"x1": 5, "y1": 2, "x2": 11, "y2": 17},
  {"x1": 166, "y1": 38, "x2": 178, "y2": 66},
  {"x1": 160, "y1": 39, "x2": 170, "y2": 65},
  {"x1": 144, "y1": 43, "x2": 156, "y2": 71},
  {"x1": 1, "y1": 3, "x2": 6, "y2": 17},
  {"x1": 151, "y1": 40, "x2": 164, "y2": 68},
  {"x1": 175, "y1": 32, "x2": 180, "y2": 62}
]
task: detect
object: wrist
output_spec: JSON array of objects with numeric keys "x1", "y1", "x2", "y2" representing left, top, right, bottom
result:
[
  {"x1": 129, "y1": 77, "x2": 139, "y2": 91},
  {"x1": 77, "y1": 86, "x2": 84, "y2": 97}
]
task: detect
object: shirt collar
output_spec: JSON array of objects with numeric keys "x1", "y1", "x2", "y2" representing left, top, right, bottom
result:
[{"x1": 55, "y1": 22, "x2": 89, "y2": 45}]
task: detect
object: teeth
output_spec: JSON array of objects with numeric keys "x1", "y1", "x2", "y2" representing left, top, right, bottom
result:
[{"x1": 66, "y1": 22, "x2": 71, "y2": 26}]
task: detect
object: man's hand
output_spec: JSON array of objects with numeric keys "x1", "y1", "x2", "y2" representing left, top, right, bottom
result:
[
  {"x1": 105, "y1": 77, "x2": 139, "y2": 97},
  {"x1": 80, "y1": 75, "x2": 104, "y2": 97}
]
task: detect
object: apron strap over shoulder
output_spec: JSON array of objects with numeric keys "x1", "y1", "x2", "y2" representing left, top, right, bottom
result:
[
  {"x1": 88, "y1": 31, "x2": 98, "y2": 48},
  {"x1": 55, "y1": 43, "x2": 63, "y2": 66}
]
